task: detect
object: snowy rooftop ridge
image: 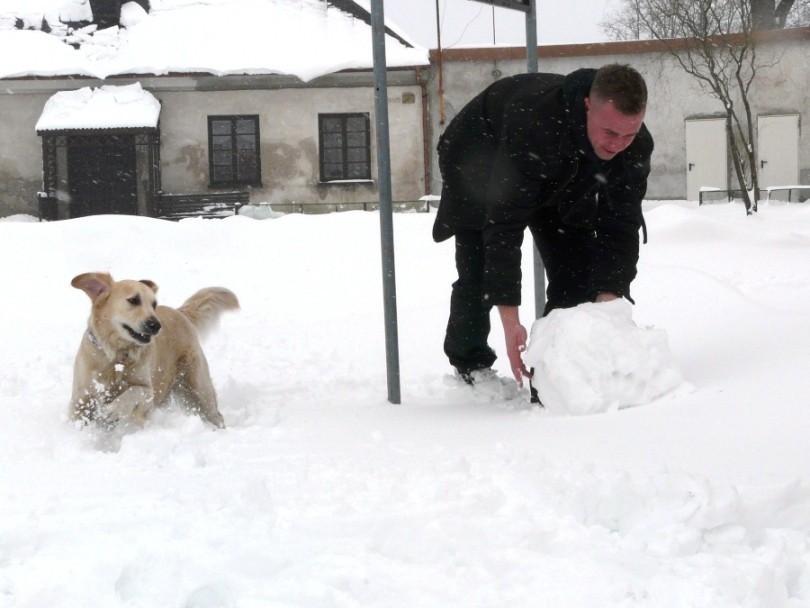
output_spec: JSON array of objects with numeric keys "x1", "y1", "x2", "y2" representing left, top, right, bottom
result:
[{"x1": 0, "y1": 0, "x2": 429, "y2": 82}]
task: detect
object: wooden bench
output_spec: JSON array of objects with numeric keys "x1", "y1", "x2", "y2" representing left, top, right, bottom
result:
[{"x1": 155, "y1": 191, "x2": 249, "y2": 219}]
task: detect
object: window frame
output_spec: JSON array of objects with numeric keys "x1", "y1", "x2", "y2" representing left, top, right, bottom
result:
[
  {"x1": 207, "y1": 114, "x2": 262, "y2": 188},
  {"x1": 318, "y1": 112, "x2": 372, "y2": 183}
]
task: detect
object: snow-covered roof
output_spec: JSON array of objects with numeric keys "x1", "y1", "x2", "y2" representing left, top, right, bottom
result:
[
  {"x1": 35, "y1": 83, "x2": 161, "y2": 132},
  {"x1": 0, "y1": 0, "x2": 429, "y2": 83}
]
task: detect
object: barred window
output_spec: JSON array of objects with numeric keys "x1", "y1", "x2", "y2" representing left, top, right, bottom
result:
[
  {"x1": 208, "y1": 115, "x2": 261, "y2": 187},
  {"x1": 319, "y1": 113, "x2": 371, "y2": 182}
]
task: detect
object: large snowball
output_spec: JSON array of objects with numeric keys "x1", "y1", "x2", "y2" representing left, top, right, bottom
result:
[{"x1": 523, "y1": 299, "x2": 683, "y2": 415}]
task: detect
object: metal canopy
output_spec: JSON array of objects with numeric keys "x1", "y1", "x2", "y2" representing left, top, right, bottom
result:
[
  {"x1": 369, "y1": 0, "x2": 542, "y2": 405},
  {"x1": 467, "y1": 0, "x2": 531, "y2": 12},
  {"x1": 35, "y1": 84, "x2": 161, "y2": 134}
]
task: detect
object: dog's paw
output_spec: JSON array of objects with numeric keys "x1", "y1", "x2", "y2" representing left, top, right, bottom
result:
[
  {"x1": 95, "y1": 408, "x2": 123, "y2": 430},
  {"x1": 96, "y1": 401, "x2": 136, "y2": 429}
]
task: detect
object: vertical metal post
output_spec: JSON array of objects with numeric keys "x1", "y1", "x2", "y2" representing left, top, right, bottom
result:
[
  {"x1": 370, "y1": 0, "x2": 401, "y2": 404},
  {"x1": 525, "y1": 0, "x2": 546, "y2": 318},
  {"x1": 526, "y1": 0, "x2": 537, "y2": 72}
]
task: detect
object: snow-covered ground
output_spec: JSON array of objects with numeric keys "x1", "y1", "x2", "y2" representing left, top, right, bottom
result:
[{"x1": 1, "y1": 201, "x2": 809, "y2": 607}]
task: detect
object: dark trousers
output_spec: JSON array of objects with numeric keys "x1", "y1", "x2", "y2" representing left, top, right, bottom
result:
[
  {"x1": 443, "y1": 211, "x2": 594, "y2": 372},
  {"x1": 444, "y1": 229, "x2": 497, "y2": 374}
]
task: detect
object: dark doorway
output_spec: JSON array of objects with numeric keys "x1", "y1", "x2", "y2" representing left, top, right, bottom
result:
[{"x1": 67, "y1": 135, "x2": 137, "y2": 217}]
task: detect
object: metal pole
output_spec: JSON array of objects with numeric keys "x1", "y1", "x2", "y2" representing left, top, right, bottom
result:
[
  {"x1": 525, "y1": 0, "x2": 545, "y2": 318},
  {"x1": 370, "y1": 0, "x2": 401, "y2": 404},
  {"x1": 525, "y1": 0, "x2": 537, "y2": 72}
]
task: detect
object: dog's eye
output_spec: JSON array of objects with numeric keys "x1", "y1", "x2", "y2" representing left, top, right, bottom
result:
[
  {"x1": 127, "y1": 295, "x2": 141, "y2": 306},
  {"x1": 152, "y1": 301, "x2": 158, "y2": 310}
]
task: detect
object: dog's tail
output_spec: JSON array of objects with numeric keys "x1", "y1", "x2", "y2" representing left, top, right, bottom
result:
[{"x1": 178, "y1": 287, "x2": 240, "y2": 338}]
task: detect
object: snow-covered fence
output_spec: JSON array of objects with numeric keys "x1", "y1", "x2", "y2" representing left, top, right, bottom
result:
[
  {"x1": 765, "y1": 185, "x2": 810, "y2": 203},
  {"x1": 253, "y1": 200, "x2": 433, "y2": 215},
  {"x1": 699, "y1": 186, "x2": 810, "y2": 204},
  {"x1": 156, "y1": 191, "x2": 249, "y2": 220}
]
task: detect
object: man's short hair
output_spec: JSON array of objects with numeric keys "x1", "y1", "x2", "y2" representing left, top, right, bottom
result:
[{"x1": 590, "y1": 64, "x2": 647, "y2": 115}]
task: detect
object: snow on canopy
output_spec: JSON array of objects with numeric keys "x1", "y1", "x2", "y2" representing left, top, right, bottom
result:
[
  {"x1": 35, "y1": 82, "x2": 161, "y2": 131},
  {"x1": 0, "y1": 0, "x2": 428, "y2": 82}
]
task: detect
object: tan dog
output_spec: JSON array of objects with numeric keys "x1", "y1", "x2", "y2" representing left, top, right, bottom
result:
[{"x1": 70, "y1": 272, "x2": 239, "y2": 429}]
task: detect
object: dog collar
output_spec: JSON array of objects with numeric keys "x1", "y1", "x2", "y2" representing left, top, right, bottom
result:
[
  {"x1": 86, "y1": 330, "x2": 103, "y2": 351},
  {"x1": 86, "y1": 329, "x2": 138, "y2": 368}
]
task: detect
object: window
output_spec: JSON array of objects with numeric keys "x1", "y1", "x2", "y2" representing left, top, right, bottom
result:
[
  {"x1": 208, "y1": 115, "x2": 261, "y2": 187},
  {"x1": 319, "y1": 113, "x2": 371, "y2": 182}
]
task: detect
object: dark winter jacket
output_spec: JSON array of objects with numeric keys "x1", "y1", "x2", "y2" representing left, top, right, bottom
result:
[{"x1": 433, "y1": 69, "x2": 654, "y2": 306}]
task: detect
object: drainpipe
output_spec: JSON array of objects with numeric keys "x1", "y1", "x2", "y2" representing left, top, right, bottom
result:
[
  {"x1": 435, "y1": 0, "x2": 445, "y2": 125},
  {"x1": 416, "y1": 66, "x2": 431, "y2": 198}
]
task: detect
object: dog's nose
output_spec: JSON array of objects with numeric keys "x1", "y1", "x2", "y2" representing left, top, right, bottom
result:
[{"x1": 144, "y1": 317, "x2": 161, "y2": 335}]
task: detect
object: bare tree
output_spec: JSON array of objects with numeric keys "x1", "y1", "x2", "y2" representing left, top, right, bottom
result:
[
  {"x1": 604, "y1": 1, "x2": 810, "y2": 40},
  {"x1": 602, "y1": 0, "x2": 808, "y2": 214}
]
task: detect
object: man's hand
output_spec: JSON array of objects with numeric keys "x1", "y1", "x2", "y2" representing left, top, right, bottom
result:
[{"x1": 498, "y1": 305, "x2": 531, "y2": 387}]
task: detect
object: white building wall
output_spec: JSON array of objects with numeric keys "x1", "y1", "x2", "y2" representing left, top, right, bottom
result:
[
  {"x1": 157, "y1": 84, "x2": 427, "y2": 209},
  {"x1": 0, "y1": 71, "x2": 428, "y2": 217},
  {"x1": 427, "y1": 30, "x2": 810, "y2": 201},
  {"x1": 0, "y1": 90, "x2": 52, "y2": 215}
]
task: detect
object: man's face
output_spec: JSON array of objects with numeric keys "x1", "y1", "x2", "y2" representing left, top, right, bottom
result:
[{"x1": 585, "y1": 97, "x2": 645, "y2": 161}]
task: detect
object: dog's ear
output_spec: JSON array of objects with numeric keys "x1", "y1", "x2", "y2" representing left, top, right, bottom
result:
[
  {"x1": 139, "y1": 280, "x2": 159, "y2": 294},
  {"x1": 71, "y1": 272, "x2": 113, "y2": 301}
]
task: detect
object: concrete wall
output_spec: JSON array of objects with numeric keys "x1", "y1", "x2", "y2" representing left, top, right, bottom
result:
[
  {"x1": 155, "y1": 82, "x2": 427, "y2": 207},
  {"x1": 0, "y1": 90, "x2": 52, "y2": 215},
  {"x1": 426, "y1": 29, "x2": 810, "y2": 201},
  {"x1": 3, "y1": 30, "x2": 809, "y2": 217},
  {"x1": 0, "y1": 71, "x2": 428, "y2": 217}
]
